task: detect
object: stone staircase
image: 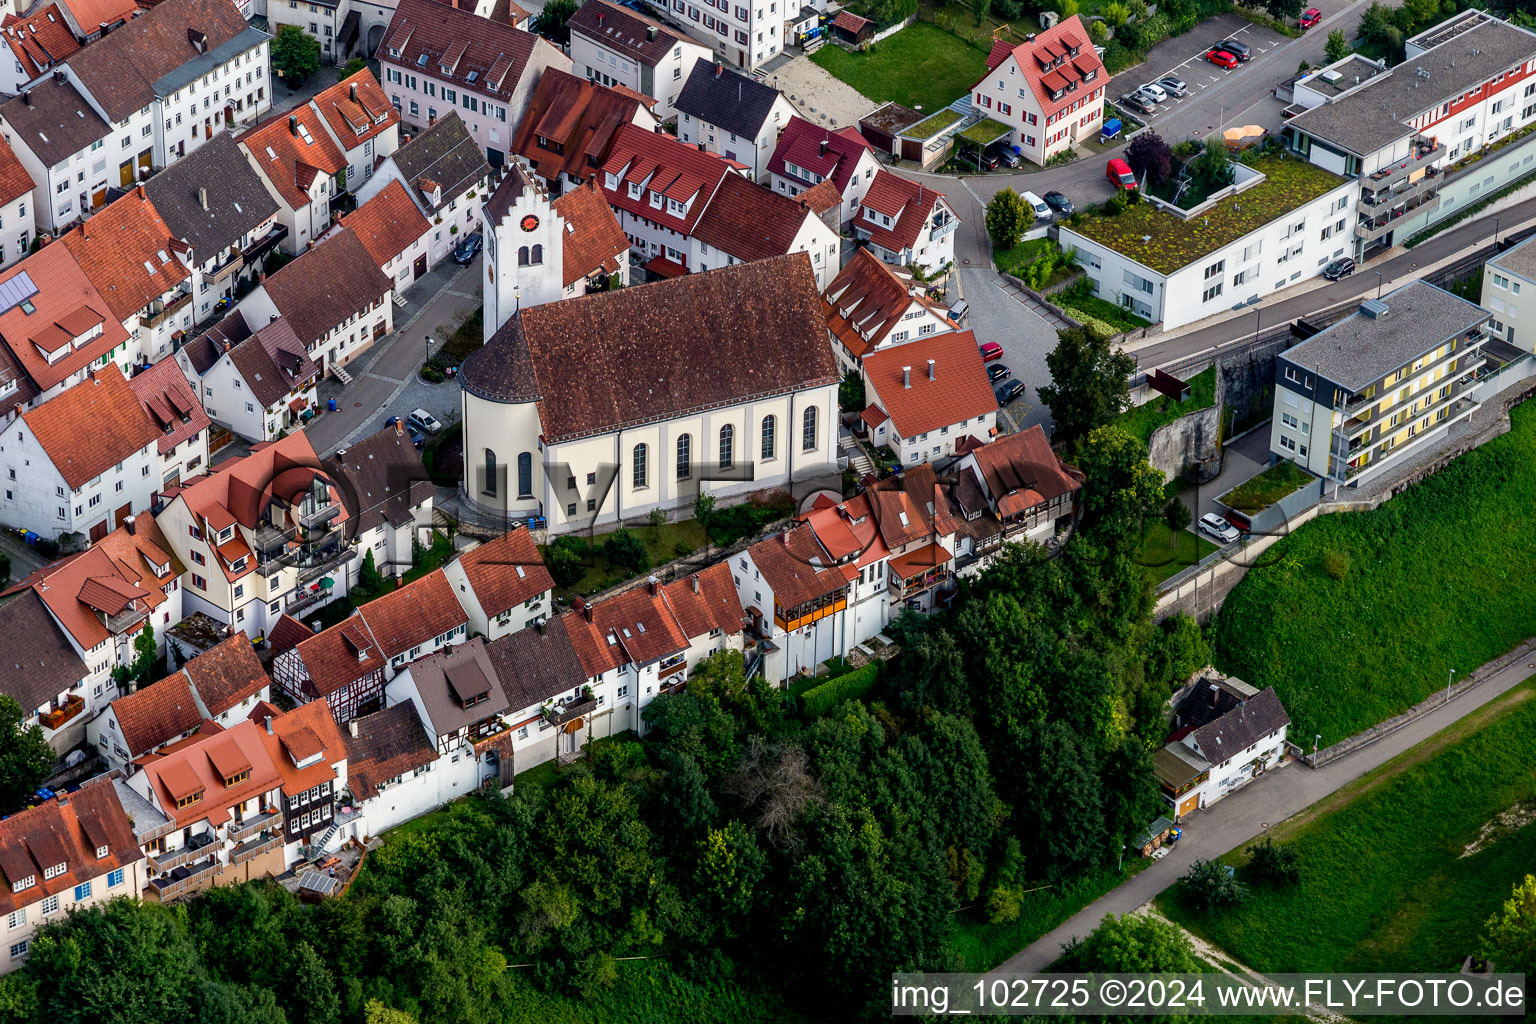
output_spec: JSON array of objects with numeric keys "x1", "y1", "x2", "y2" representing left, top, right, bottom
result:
[{"x1": 331, "y1": 364, "x2": 354, "y2": 385}]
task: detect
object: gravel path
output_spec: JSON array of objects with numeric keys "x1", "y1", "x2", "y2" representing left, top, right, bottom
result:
[{"x1": 761, "y1": 56, "x2": 875, "y2": 132}]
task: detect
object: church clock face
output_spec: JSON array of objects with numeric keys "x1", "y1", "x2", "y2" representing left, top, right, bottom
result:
[{"x1": 520, "y1": 214, "x2": 540, "y2": 232}]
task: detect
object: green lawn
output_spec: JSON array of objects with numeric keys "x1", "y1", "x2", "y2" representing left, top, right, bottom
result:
[
  {"x1": 1138, "y1": 520, "x2": 1217, "y2": 585},
  {"x1": 1114, "y1": 366, "x2": 1217, "y2": 445},
  {"x1": 1055, "y1": 287, "x2": 1153, "y2": 334},
  {"x1": 1160, "y1": 679, "x2": 1536, "y2": 974},
  {"x1": 542, "y1": 519, "x2": 711, "y2": 599},
  {"x1": 1212, "y1": 402, "x2": 1536, "y2": 747},
  {"x1": 993, "y1": 237, "x2": 1055, "y2": 277},
  {"x1": 1217, "y1": 460, "x2": 1313, "y2": 514},
  {"x1": 811, "y1": 23, "x2": 986, "y2": 112},
  {"x1": 949, "y1": 862, "x2": 1148, "y2": 971}
]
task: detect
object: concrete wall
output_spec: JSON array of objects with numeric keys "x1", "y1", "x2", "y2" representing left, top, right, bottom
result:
[{"x1": 1147, "y1": 401, "x2": 1222, "y2": 484}]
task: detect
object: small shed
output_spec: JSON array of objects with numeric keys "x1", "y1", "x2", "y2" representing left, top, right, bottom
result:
[
  {"x1": 831, "y1": 9, "x2": 874, "y2": 46},
  {"x1": 1132, "y1": 815, "x2": 1177, "y2": 857},
  {"x1": 859, "y1": 101, "x2": 925, "y2": 156}
]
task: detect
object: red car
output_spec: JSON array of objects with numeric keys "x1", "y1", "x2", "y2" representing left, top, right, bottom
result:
[
  {"x1": 979, "y1": 341, "x2": 1004, "y2": 362},
  {"x1": 1107, "y1": 157, "x2": 1137, "y2": 191},
  {"x1": 1300, "y1": 7, "x2": 1322, "y2": 27},
  {"x1": 1208, "y1": 48, "x2": 1239, "y2": 68}
]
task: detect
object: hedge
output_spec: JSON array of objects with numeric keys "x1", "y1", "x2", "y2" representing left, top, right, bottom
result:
[{"x1": 798, "y1": 664, "x2": 881, "y2": 717}]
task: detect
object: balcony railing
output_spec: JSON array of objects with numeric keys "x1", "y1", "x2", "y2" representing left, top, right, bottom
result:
[
  {"x1": 226, "y1": 809, "x2": 282, "y2": 844},
  {"x1": 1363, "y1": 138, "x2": 1443, "y2": 189},
  {"x1": 890, "y1": 567, "x2": 953, "y2": 600},
  {"x1": 148, "y1": 857, "x2": 218, "y2": 900},
  {"x1": 147, "y1": 830, "x2": 217, "y2": 874},
  {"x1": 298, "y1": 502, "x2": 340, "y2": 528},
  {"x1": 38, "y1": 693, "x2": 85, "y2": 732},
  {"x1": 242, "y1": 223, "x2": 288, "y2": 264},
  {"x1": 929, "y1": 217, "x2": 960, "y2": 240},
  {"x1": 105, "y1": 604, "x2": 151, "y2": 634},
  {"x1": 229, "y1": 833, "x2": 283, "y2": 866},
  {"x1": 139, "y1": 291, "x2": 193, "y2": 330},
  {"x1": 1355, "y1": 191, "x2": 1441, "y2": 240},
  {"x1": 545, "y1": 695, "x2": 597, "y2": 727}
]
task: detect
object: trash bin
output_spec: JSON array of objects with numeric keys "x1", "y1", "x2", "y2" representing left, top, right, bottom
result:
[{"x1": 328, "y1": 398, "x2": 338, "y2": 412}]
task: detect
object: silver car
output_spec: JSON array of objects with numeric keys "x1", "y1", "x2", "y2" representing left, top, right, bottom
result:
[
  {"x1": 1199, "y1": 512, "x2": 1241, "y2": 544},
  {"x1": 1158, "y1": 75, "x2": 1189, "y2": 97}
]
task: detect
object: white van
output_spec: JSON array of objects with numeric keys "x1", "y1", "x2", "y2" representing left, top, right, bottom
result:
[{"x1": 1022, "y1": 191, "x2": 1052, "y2": 221}]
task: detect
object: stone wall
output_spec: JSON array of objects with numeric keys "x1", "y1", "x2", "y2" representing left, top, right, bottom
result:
[{"x1": 1147, "y1": 403, "x2": 1222, "y2": 483}]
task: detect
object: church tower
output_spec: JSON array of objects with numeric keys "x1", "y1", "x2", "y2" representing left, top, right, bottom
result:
[{"x1": 481, "y1": 158, "x2": 566, "y2": 339}]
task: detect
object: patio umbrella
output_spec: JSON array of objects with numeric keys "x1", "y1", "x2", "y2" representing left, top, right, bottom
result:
[{"x1": 1223, "y1": 125, "x2": 1266, "y2": 151}]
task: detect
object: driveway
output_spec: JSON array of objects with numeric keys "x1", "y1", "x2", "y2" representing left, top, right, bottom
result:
[
  {"x1": 952, "y1": 268, "x2": 1058, "y2": 436},
  {"x1": 1190, "y1": 427, "x2": 1271, "y2": 520}
]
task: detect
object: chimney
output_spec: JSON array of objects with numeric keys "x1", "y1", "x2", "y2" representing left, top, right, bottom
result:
[
  {"x1": 535, "y1": 618, "x2": 546, "y2": 635},
  {"x1": 715, "y1": 63, "x2": 724, "y2": 78},
  {"x1": 394, "y1": 419, "x2": 403, "y2": 436},
  {"x1": 311, "y1": 619, "x2": 322, "y2": 633},
  {"x1": 1210, "y1": 684, "x2": 1220, "y2": 706},
  {"x1": 819, "y1": 139, "x2": 829, "y2": 156},
  {"x1": 349, "y1": 719, "x2": 359, "y2": 737},
  {"x1": 197, "y1": 186, "x2": 207, "y2": 210},
  {"x1": 902, "y1": 365, "x2": 911, "y2": 388},
  {"x1": 691, "y1": 573, "x2": 700, "y2": 594},
  {"x1": 697, "y1": 142, "x2": 706, "y2": 152},
  {"x1": 349, "y1": 83, "x2": 358, "y2": 103},
  {"x1": 927, "y1": 358, "x2": 935, "y2": 381},
  {"x1": 598, "y1": 10, "x2": 604, "y2": 23},
  {"x1": 20, "y1": 90, "x2": 29, "y2": 106},
  {"x1": 647, "y1": 574, "x2": 660, "y2": 595},
  {"x1": 289, "y1": 114, "x2": 298, "y2": 136},
  {"x1": 647, "y1": 24, "x2": 657, "y2": 40},
  {"x1": 124, "y1": 514, "x2": 135, "y2": 533},
  {"x1": 264, "y1": 714, "x2": 273, "y2": 734},
  {"x1": 334, "y1": 447, "x2": 346, "y2": 464}
]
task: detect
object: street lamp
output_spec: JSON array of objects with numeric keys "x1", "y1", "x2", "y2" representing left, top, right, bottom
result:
[
  {"x1": 1494, "y1": 216, "x2": 1502, "y2": 246},
  {"x1": 1375, "y1": 271, "x2": 1384, "y2": 300},
  {"x1": 1447, "y1": 668, "x2": 1456, "y2": 703}
]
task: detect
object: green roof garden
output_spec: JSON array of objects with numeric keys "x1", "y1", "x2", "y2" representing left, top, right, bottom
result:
[
  {"x1": 1067, "y1": 155, "x2": 1348, "y2": 276},
  {"x1": 959, "y1": 117, "x2": 1011, "y2": 147},
  {"x1": 903, "y1": 109, "x2": 962, "y2": 139}
]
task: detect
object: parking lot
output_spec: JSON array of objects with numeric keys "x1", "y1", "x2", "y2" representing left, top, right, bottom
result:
[
  {"x1": 1113, "y1": 16, "x2": 1288, "y2": 138},
  {"x1": 950, "y1": 267, "x2": 1059, "y2": 436}
]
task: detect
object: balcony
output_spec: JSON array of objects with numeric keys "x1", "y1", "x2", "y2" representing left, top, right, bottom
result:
[
  {"x1": 139, "y1": 291, "x2": 193, "y2": 330},
  {"x1": 298, "y1": 501, "x2": 340, "y2": 529},
  {"x1": 229, "y1": 833, "x2": 283, "y2": 866},
  {"x1": 1355, "y1": 191, "x2": 1441, "y2": 240},
  {"x1": 147, "y1": 830, "x2": 217, "y2": 874},
  {"x1": 1363, "y1": 137, "x2": 1443, "y2": 191},
  {"x1": 148, "y1": 857, "x2": 217, "y2": 900},
  {"x1": 208, "y1": 245, "x2": 244, "y2": 280},
  {"x1": 890, "y1": 566, "x2": 954, "y2": 600},
  {"x1": 929, "y1": 216, "x2": 959, "y2": 241},
  {"x1": 1361, "y1": 166, "x2": 1439, "y2": 208},
  {"x1": 226, "y1": 809, "x2": 282, "y2": 844},
  {"x1": 242, "y1": 223, "x2": 288, "y2": 265},
  {"x1": 544, "y1": 694, "x2": 597, "y2": 727},
  {"x1": 105, "y1": 604, "x2": 151, "y2": 634},
  {"x1": 38, "y1": 693, "x2": 84, "y2": 732}
]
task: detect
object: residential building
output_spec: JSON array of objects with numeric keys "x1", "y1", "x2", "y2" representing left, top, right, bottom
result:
[
  {"x1": 0, "y1": 4, "x2": 84, "y2": 96},
  {"x1": 567, "y1": 0, "x2": 709, "y2": 116},
  {"x1": 337, "y1": 177, "x2": 432, "y2": 287},
  {"x1": 1271, "y1": 280, "x2": 1487, "y2": 485},
  {"x1": 1155, "y1": 673, "x2": 1289, "y2": 819},
  {"x1": 90, "y1": 632, "x2": 269, "y2": 770},
  {"x1": 156, "y1": 431, "x2": 356, "y2": 637},
  {"x1": 956, "y1": 424, "x2": 1081, "y2": 546},
  {"x1": 323, "y1": 421, "x2": 434, "y2": 582},
  {"x1": 141, "y1": 133, "x2": 284, "y2": 320},
  {"x1": 1058, "y1": 154, "x2": 1354, "y2": 330},
  {"x1": 0, "y1": 75, "x2": 112, "y2": 233},
  {"x1": 248, "y1": 698, "x2": 350, "y2": 859},
  {"x1": 0, "y1": 364, "x2": 160, "y2": 542},
  {"x1": 440, "y1": 528, "x2": 554, "y2": 640},
  {"x1": 675, "y1": 60, "x2": 792, "y2": 178},
  {"x1": 823, "y1": 248, "x2": 957, "y2": 370},
  {"x1": 240, "y1": 107, "x2": 349, "y2": 255},
  {"x1": 0, "y1": 588, "x2": 90, "y2": 751},
  {"x1": 175, "y1": 310, "x2": 319, "y2": 442},
  {"x1": 859, "y1": 330, "x2": 998, "y2": 464},
  {"x1": 482, "y1": 163, "x2": 629, "y2": 317},
  {"x1": 767, "y1": 115, "x2": 880, "y2": 227},
  {"x1": 690, "y1": 170, "x2": 840, "y2": 288},
  {"x1": 338, "y1": 701, "x2": 439, "y2": 839},
  {"x1": 46, "y1": 0, "x2": 139, "y2": 42},
  {"x1": 970, "y1": 15, "x2": 1106, "y2": 165},
  {"x1": 378, "y1": 0, "x2": 570, "y2": 165},
  {"x1": 508, "y1": 67, "x2": 658, "y2": 193},
  {"x1": 307, "y1": 69, "x2": 400, "y2": 190},
  {"x1": 0, "y1": 134, "x2": 35, "y2": 268},
  {"x1": 461, "y1": 253, "x2": 839, "y2": 535},
  {"x1": 235, "y1": 225, "x2": 394, "y2": 376},
  {"x1": 853, "y1": 169, "x2": 958, "y2": 277},
  {"x1": 268, "y1": 613, "x2": 385, "y2": 723},
  {"x1": 0, "y1": 778, "x2": 144, "y2": 973},
  {"x1": 475, "y1": 614, "x2": 591, "y2": 770},
  {"x1": 353, "y1": 111, "x2": 489, "y2": 268},
  {"x1": 1481, "y1": 231, "x2": 1536, "y2": 351},
  {"x1": 125, "y1": 356, "x2": 212, "y2": 490},
  {"x1": 1283, "y1": 11, "x2": 1536, "y2": 258}
]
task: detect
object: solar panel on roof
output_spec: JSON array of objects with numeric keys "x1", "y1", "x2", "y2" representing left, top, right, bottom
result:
[{"x1": 0, "y1": 271, "x2": 39, "y2": 316}]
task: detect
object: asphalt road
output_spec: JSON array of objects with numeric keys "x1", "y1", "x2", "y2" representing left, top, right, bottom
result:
[{"x1": 1001, "y1": 653, "x2": 1536, "y2": 973}]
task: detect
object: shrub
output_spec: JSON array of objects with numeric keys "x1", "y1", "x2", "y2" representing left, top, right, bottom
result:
[
  {"x1": 1244, "y1": 837, "x2": 1301, "y2": 887},
  {"x1": 1102, "y1": 0, "x2": 1129, "y2": 26},
  {"x1": 799, "y1": 664, "x2": 880, "y2": 716},
  {"x1": 1322, "y1": 548, "x2": 1350, "y2": 580},
  {"x1": 1181, "y1": 857, "x2": 1250, "y2": 912},
  {"x1": 602, "y1": 528, "x2": 650, "y2": 573},
  {"x1": 985, "y1": 188, "x2": 1030, "y2": 249},
  {"x1": 546, "y1": 535, "x2": 589, "y2": 587},
  {"x1": 1163, "y1": 497, "x2": 1192, "y2": 533}
]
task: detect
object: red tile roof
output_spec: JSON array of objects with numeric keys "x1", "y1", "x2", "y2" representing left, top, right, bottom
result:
[
  {"x1": 831, "y1": 9, "x2": 871, "y2": 32},
  {"x1": 0, "y1": 243, "x2": 131, "y2": 395},
  {"x1": 110, "y1": 672, "x2": 203, "y2": 757},
  {"x1": 310, "y1": 68, "x2": 400, "y2": 150},
  {"x1": 692, "y1": 172, "x2": 819, "y2": 264},
  {"x1": 181, "y1": 634, "x2": 267, "y2": 717},
  {"x1": 253, "y1": 699, "x2": 345, "y2": 794},
  {"x1": 292, "y1": 616, "x2": 384, "y2": 699},
  {"x1": 60, "y1": 186, "x2": 190, "y2": 323},
  {"x1": 857, "y1": 169, "x2": 946, "y2": 253},
  {"x1": 862, "y1": 329, "x2": 996, "y2": 439},
  {"x1": 54, "y1": 0, "x2": 138, "y2": 33},
  {"x1": 599, "y1": 122, "x2": 733, "y2": 236},
  {"x1": 356, "y1": 568, "x2": 467, "y2": 660},
  {"x1": 139, "y1": 719, "x2": 281, "y2": 827},
  {"x1": 589, "y1": 584, "x2": 688, "y2": 666},
  {"x1": 341, "y1": 179, "x2": 430, "y2": 270},
  {"x1": 450, "y1": 530, "x2": 553, "y2": 617},
  {"x1": 768, "y1": 116, "x2": 874, "y2": 194},
  {"x1": 794, "y1": 179, "x2": 842, "y2": 216},
  {"x1": 970, "y1": 423, "x2": 1082, "y2": 506},
  {"x1": 127, "y1": 356, "x2": 209, "y2": 456},
  {"x1": 240, "y1": 108, "x2": 348, "y2": 211},
  {"x1": 1, "y1": 5, "x2": 80, "y2": 87},
  {"x1": 550, "y1": 179, "x2": 628, "y2": 287},
  {"x1": 22, "y1": 364, "x2": 159, "y2": 490},
  {"x1": 382, "y1": 0, "x2": 552, "y2": 103},
  {"x1": 823, "y1": 248, "x2": 930, "y2": 361},
  {"x1": 980, "y1": 14, "x2": 1105, "y2": 121},
  {"x1": 747, "y1": 522, "x2": 849, "y2": 611},
  {"x1": 0, "y1": 777, "x2": 141, "y2": 918},
  {"x1": 660, "y1": 561, "x2": 744, "y2": 638},
  {"x1": 342, "y1": 702, "x2": 436, "y2": 800},
  {"x1": 801, "y1": 492, "x2": 888, "y2": 568},
  {"x1": 566, "y1": 0, "x2": 694, "y2": 67},
  {"x1": 888, "y1": 541, "x2": 952, "y2": 579},
  {"x1": 163, "y1": 430, "x2": 343, "y2": 535},
  {"x1": 510, "y1": 68, "x2": 652, "y2": 185}
]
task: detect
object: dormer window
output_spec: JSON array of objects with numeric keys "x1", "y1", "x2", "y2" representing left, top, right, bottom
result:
[
  {"x1": 1083, "y1": 68, "x2": 1096, "y2": 82},
  {"x1": 218, "y1": 526, "x2": 233, "y2": 542},
  {"x1": 95, "y1": 844, "x2": 109, "y2": 859},
  {"x1": 176, "y1": 790, "x2": 203, "y2": 809},
  {"x1": 42, "y1": 862, "x2": 65, "y2": 880},
  {"x1": 628, "y1": 182, "x2": 642, "y2": 199},
  {"x1": 230, "y1": 557, "x2": 247, "y2": 573},
  {"x1": 11, "y1": 876, "x2": 34, "y2": 893},
  {"x1": 223, "y1": 770, "x2": 248, "y2": 788},
  {"x1": 649, "y1": 191, "x2": 663, "y2": 209}
]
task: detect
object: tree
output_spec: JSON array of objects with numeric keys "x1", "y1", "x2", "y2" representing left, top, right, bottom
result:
[
  {"x1": 355, "y1": 549, "x2": 385, "y2": 601},
  {"x1": 1067, "y1": 912, "x2": 1199, "y2": 972},
  {"x1": 1057, "y1": 0, "x2": 1079, "y2": 15},
  {"x1": 1244, "y1": 837, "x2": 1301, "y2": 887},
  {"x1": 0, "y1": 551, "x2": 9, "y2": 587},
  {"x1": 1324, "y1": 28, "x2": 1352, "y2": 62},
  {"x1": 270, "y1": 25, "x2": 321, "y2": 85},
  {"x1": 544, "y1": 534, "x2": 587, "y2": 587},
  {"x1": 1101, "y1": 0, "x2": 1129, "y2": 27},
  {"x1": 1484, "y1": 874, "x2": 1536, "y2": 975},
  {"x1": 286, "y1": 942, "x2": 340, "y2": 1024},
  {"x1": 113, "y1": 623, "x2": 158, "y2": 690},
  {"x1": 692, "y1": 492, "x2": 717, "y2": 530},
  {"x1": 838, "y1": 371, "x2": 866, "y2": 412},
  {"x1": 1181, "y1": 858, "x2": 1249, "y2": 913},
  {"x1": 364, "y1": 1002, "x2": 418, "y2": 1024},
  {"x1": 1125, "y1": 131, "x2": 1173, "y2": 187},
  {"x1": 970, "y1": 0, "x2": 991, "y2": 26},
  {"x1": 341, "y1": 57, "x2": 367, "y2": 78},
  {"x1": 985, "y1": 188, "x2": 1030, "y2": 250},
  {"x1": 1163, "y1": 496, "x2": 1192, "y2": 534},
  {"x1": 1190, "y1": 136, "x2": 1233, "y2": 192},
  {"x1": 602, "y1": 528, "x2": 649, "y2": 573},
  {"x1": 535, "y1": 0, "x2": 579, "y2": 45},
  {"x1": 1074, "y1": 426, "x2": 1167, "y2": 553},
  {"x1": 0, "y1": 696, "x2": 53, "y2": 815},
  {"x1": 1038, "y1": 325, "x2": 1136, "y2": 445},
  {"x1": 1261, "y1": 0, "x2": 1303, "y2": 20}
]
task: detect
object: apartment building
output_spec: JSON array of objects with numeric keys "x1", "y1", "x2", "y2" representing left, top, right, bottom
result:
[
  {"x1": 1481, "y1": 233, "x2": 1536, "y2": 351},
  {"x1": 767, "y1": 115, "x2": 880, "y2": 227},
  {"x1": 508, "y1": 67, "x2": 657, "y2": 193},
  {"x1": 567, "y1": 0, "x2": 709, "y2": 116},
  {"x1": 852, "y1": 169, "x2": 958, "y2": 277},
  {"x1": 125, "y1": 356, "x2": 212, "y2": 491},
  {"x1": 353, "y1": 111, "x2": 490, "y2": 268},
  {"x1": 322, "y1": 421, "x2": 434, "y2": 581},
  {"x1": 969, "y1": 15, "x2": 1106, "y2": 165},
  {"x1": 440, "y1": 529, "x2": 554, "y2": 641},
  {"x1": 0, "y1": 589, "x2": 90, "y2": 751},
  {"x1": 176, "y1": 310, "x2": 319, "y2": 443}
]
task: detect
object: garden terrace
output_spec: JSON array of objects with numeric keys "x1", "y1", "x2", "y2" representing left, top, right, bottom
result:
[
  {"x1": 1217, "y1": 460, "x2": 1313, "y2": 514},
  {"x1": 1071, "y1": 156, "x2": 1347, "y2": 275},
  {"x1": 906, "y1": 109, "x2": 961, "y2": 138}
]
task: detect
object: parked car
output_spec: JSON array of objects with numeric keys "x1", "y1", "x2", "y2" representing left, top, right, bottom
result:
[
  {"x1": 407, "y1": 408, "x2": 444, "y2": 434},
  {"x1": 1120, "y1": 91, "x2": 1157, "y2": 115},
  {"x1": 407, "y1": 425, "x2": 426, "y2": 448},
  {"x1": 1158, "y1": 75, "x2": 1188, "y2": 96},
  {"x1": 977, "y1": 150, "x2": 1000, "y2": 170},
  {"x1": 1323, "y1": 256, "x2": 1356, "y2": 280},
  {"x1": 1199, "y1": 512, "x2": 1242, "y2": 544},
  {"x1": 1043, "y1": 190, "x2": 1074, "y2": 215},
  {"x1": 1022, "y1": 190, "x2": 1052, "y2": 221},
  {"x1": 995, "y1": 379, "x2": 1026, "y2": 406},
  {"x1": 1207, "y1": 48, "x2": 1240, "y2": 69},
  {"x1": 453, "y1": 231, "x2": 483, "y2": 264},
  {"x1": 991, "y1": 144, "x2": 1021, "y2": 168},
  {"x1": 1216, "y1": 38, "x2": 1251, "y2": 60},
  {"x1": 1107, "y1": 157, "x2": 1137, "y2": 191},
  {"x1": 979, "y1": 341, "x2": 1004, "y2": 362},
  {"x1": 1139, "y1": 81, "x2": 1169, "y2": 103},
  {"x1": 987, "y1": 363, "x2": 1012, "y2": 383},
  {"x1": 1300, "y1": 7, "x2": 1322, "y2": 27}
]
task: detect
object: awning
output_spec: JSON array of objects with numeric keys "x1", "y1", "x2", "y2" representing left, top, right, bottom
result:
[
  {"x1": 644, "y1": 254, "x2": 688, "y2": 279},
  {"x1": 288, "y1": 397, "x2": 306, "y2": 413}
]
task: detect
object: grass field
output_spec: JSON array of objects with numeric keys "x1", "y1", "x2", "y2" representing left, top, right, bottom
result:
[
  {"x1": 1212, "y1": 402, "x2": 1536, "y2": 746},
  {"x1": 542, "y1": 519, "x2": 711, "y2": 598},
  {"x1": 1115, "y1": 366, "x2": 1218, "y2": 445},
  {"x1": 1138, "y1": 521, "x2": 1217, "y2": 585},
  {"x1": 811, "y1": 23, "x2": 986, "y2": 112},
  {"x1": 1160, "y1": 679, "x2": 1536, "y2": 974},
  {"x1": 949, "y1": 863, "x2": 1148, "y2": 971}
]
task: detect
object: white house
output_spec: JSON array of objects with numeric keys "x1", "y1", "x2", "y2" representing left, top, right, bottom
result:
[
  {"x1": 307, "y1": 69, "x2": 401, "y2": 191},
  {"x1": 853, "y1": 169, "x2": 958, "y2": 278},
  {"x1": 125, "y1": 356, "x2": 212, "y2": 491},
  {"x1": 354, "y1": 111, "x2": 490, "y2": 270},
  {"x1": 339, "y1": 702, "x2": 443, "y2": 839},
  {"x1": 439, "y1": 529, "x2": 554, "y2": 641},
  {"x1": 176, "y1": 311, "x2": 320, "y2": 443},
  {"x1": 1155, "y1": 674, "x2": 1290, "y2": 820},
  {"x1": 240, "y1": 107, "x2": 348, "y2": 256},
  {"x1": 0, "y1": 588, "x2": 91, "y2": 752},
  {"x1": 823, "y1": 248, "x2": 958, "y2": 371},
  {"x1": 675, "y1": 60, "x2": 793, "y2": 179},
  {"x1": 385, "y1": 637, "x2": 514, "y2": 791},
  {"x1": 323, "y1": 421, "x2": 435, "y2": 582},
  {"x1": 567, "y1": 0, "x2": 710, "y2": 117},
  {"x1": 968, "y1": 15, "x2": 1106, "y2": 166},
  {"x1": 335, "y1": 177, "x2": 432, "y2": 288},
  {"x1": 459, "y1": 253, "x2": 840, "y2": 536},
  {"x1": 859, "y1": 330, "x2": 998, "y2": 465},
  {"x1": 767, "y1": 116, "x2": 880, "y2": 227},
  {"x1": 1482, "y1": 234, "x2": 1536, "y2": 351}
]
